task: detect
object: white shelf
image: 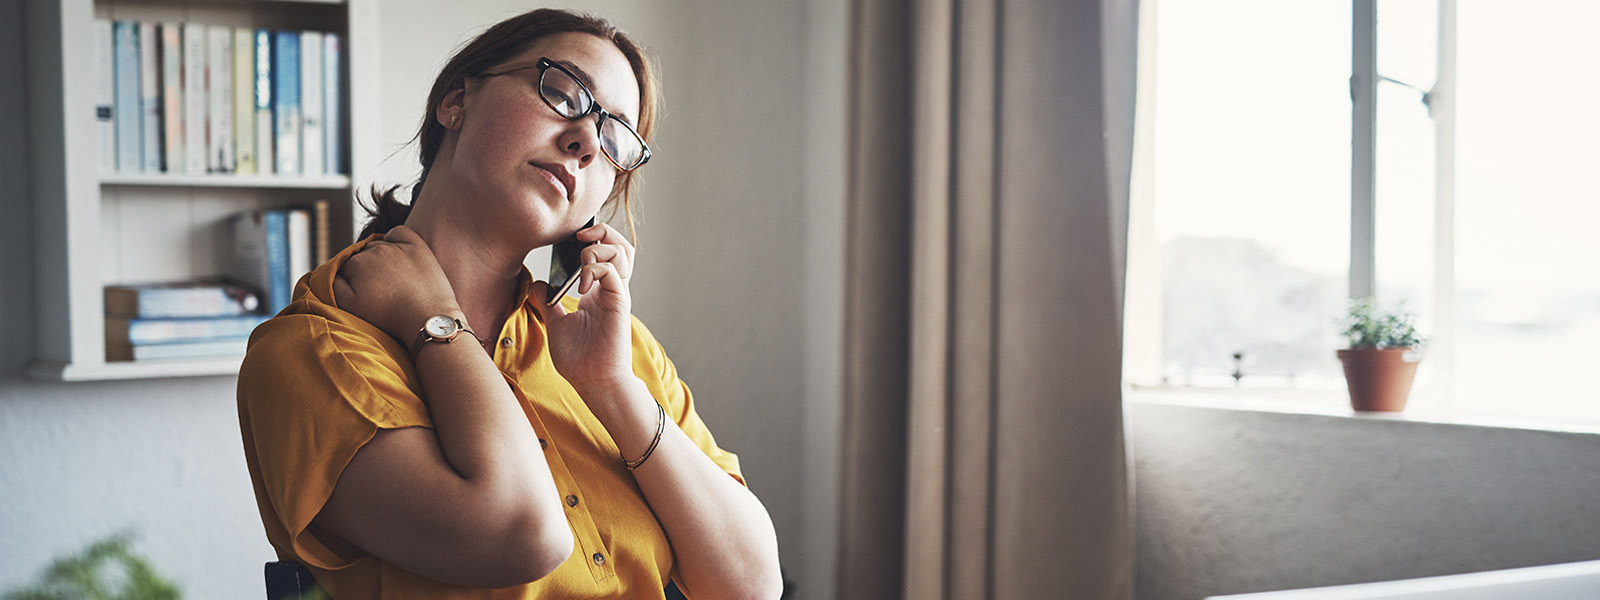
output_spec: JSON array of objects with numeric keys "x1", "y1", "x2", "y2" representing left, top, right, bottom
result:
[
  {"x1": 28, "y1": 357, "x2": 245, "y2": 381},
  {"x1": 24, "y1": 0, "x2": 380, "y2": 382},
  {"x1": 101, "y1": 173, "x2": 352, "y2": 189}
]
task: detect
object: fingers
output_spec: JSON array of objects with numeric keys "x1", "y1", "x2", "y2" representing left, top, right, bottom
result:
[
  {"x1": 577, "y1": 261, "x2": 622, "y2": 295},
  {"x1": 576, "y1": 223, "x2": 634, "y2": 265},
  {"x1": 384, "y1": 225, "x2": 423, "y2": 246},
  {"x1": 580, "y1": 244, "x2": 631, "y2": 280}
]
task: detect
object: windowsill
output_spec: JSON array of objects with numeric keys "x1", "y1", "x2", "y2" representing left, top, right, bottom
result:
[{"x1": 1126, "y1": 385, "x2": 1600, "y2": 436}]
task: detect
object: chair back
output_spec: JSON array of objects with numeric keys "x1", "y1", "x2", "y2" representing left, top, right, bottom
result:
[{"x1": 265, "y1": 561, "x2": 323, "y2": 599}]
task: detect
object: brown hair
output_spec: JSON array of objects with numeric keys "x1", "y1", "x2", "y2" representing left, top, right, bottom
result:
[{"x1": 358, "y1": 8, "x2": 658, "y2": 241}]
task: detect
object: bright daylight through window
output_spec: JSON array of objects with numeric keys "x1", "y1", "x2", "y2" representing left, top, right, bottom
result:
[{"x1": 1124, "y1": 0, "x2": 1600, "y2": 425}]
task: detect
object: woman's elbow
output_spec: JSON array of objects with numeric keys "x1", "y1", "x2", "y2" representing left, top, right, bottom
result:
[{"x1": 493, "y1": 520, "x2": 574, "y2": 586}]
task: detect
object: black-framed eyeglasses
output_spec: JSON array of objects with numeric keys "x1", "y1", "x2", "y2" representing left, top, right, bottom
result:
[{"x1": 482, "y1": 57, "x2": 652, "y2": 172}]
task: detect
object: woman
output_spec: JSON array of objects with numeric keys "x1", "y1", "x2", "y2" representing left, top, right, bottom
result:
[{"x1": 237, "y1": 8, "x2": 782, "y2": 599}]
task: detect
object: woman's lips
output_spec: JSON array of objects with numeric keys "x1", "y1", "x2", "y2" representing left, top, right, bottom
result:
[{"x1": 529, "y1": 161, "x2": 574, "y2": 200}]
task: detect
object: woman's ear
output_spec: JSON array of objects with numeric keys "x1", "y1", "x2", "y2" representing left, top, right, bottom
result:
[{"x1": 436, "y1": 86, "x2": 467, "y2": 129}]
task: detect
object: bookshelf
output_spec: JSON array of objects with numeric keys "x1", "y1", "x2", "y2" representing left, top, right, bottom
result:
[{"x1": 24, "y1": 0, "x2": 379, "y2": 381}]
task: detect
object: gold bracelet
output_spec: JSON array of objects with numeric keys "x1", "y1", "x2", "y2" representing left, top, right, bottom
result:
[{"x1": 624, "y1": 403, "x2": 666, "y2": 471}]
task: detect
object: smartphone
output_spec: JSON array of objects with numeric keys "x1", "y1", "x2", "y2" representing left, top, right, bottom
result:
[{"x1": 546, "y1": 217, "x2": 596, "y2": 306}]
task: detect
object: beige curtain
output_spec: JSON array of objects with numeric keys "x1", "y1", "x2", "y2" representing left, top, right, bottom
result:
[{"x1": 838, "y1": 0, "x2": 1138, "y2": 598}]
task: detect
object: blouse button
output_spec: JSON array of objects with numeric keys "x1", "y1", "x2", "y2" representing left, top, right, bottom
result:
[
  {"x1": 500, "y1": 336, "x2": 513, "y2": 347},
  {"x1": 566, "y1": 494, "x2": 579, "y2": 507},
  {"x1": 538, "y1": 438, "x2": 548, "y2": 449},
  {"x1": 592, "y1": 552, "x2": 606, "y2": 566}
]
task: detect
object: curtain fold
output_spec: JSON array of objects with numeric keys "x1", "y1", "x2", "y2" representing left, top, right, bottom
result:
[{"x1": 840, "y1": 0, "x2": 1137, "y2": 598}]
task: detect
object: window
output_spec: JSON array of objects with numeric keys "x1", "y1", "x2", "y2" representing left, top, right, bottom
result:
[{"x1": 1126, "y1": 0, "x2": 1600, "y2": 424}]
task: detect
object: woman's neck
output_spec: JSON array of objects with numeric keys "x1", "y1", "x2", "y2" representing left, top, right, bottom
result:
[{"x1": 404, "y1": 204, "x2": 527, "y2": 342}]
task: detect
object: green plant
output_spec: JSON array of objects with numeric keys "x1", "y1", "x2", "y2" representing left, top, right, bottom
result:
[
  {"x1": 3, "y1": 533, "x2": 180, "y2": 600},
  {"x1": 1340, "y1": 298, "x2": 1425, "y2": 349}
]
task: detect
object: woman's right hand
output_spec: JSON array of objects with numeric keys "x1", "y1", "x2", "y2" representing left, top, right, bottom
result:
[{"x1": 333, "y1": 225, "x2": 462, "y2": 349}]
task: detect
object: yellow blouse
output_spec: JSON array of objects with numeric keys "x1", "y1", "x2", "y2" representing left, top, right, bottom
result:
[{"x1": 238, "y1": 235, "x2": 743, "y2": 599}]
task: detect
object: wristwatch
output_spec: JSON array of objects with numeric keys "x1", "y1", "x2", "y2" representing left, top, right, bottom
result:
[{"x1": 411, "y1": 315, "x2": 475, "y2": 357}]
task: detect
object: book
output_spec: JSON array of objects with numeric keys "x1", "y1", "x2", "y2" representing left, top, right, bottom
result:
[
  {"x1": 272, "y1": 30, "x2": 301, "y2": 175},
  {"x1": 107, "y1": 338, "x2": 249, "y2": 362},
  {"x1": 254, "y1": 29, "x2": 274, "y2": 175},
  {"x1": 323, "y1": 33, "x2": 341, "y2": 175},
  {"x1": 160, "y1": 23, "x2": 184, "y2": 173},
  {"x1": 106, "y1": 314, "x2": 267, "y2": 346},
  {"x1": 229, "y1": 209, "x2": 291, "y2": 315},
  {"x1": 208, "y1": 26, "x2": 234, "y2": 173},
  {"x1": 104, "y1": 281, "x2": 262, "y2": 318},
  {"x1": 183, "y1": 23, "x2": 207, "y2": 174},
  {"x1": 233, "y1": 27, "x2": 256, "y2": 174},
  {"x1": 287, "y1": 208, "x2": 312, "y2": 285},
  {"x1": 94, "y1": 19, "x2": 115, "y2": 174},
  {"x1": 312, "y1": 198, "x2": 331, "y2": 265},
  {"x1": 299, "y1": 31, "x2": 324, "y2": 178},
  {"x1": 113, "y1": 20, "x2": 140, "y2": 173},
  {"x1": 139, "y1": 21, "x2": 161, "y2": 173}
]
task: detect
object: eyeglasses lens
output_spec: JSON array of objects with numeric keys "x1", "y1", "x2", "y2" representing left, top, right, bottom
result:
[{"x1": 539, "y1": 66, "x2": 646, "y2": 171}]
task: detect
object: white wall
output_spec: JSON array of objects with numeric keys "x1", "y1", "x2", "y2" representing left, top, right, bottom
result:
[
  {"x1": 1131, "y1": 401, "x2": 1600, "y2": 600},
  {"x1": 1, "y1": 1, "x2": 846, "y2": 598}
]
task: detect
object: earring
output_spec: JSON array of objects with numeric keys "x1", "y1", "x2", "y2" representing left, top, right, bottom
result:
[{"x1": 449, "y1": 113, "x2": 459, "y2": 128}]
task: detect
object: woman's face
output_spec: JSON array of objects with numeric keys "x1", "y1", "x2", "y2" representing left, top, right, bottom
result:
[{"x1": 444, "y1": 32, "x2": 641, "y2": 247}]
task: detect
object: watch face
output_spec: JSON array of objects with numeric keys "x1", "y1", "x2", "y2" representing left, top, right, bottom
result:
[{"x1": 425, "y1": 315, "x2": 458, "y2": 338}]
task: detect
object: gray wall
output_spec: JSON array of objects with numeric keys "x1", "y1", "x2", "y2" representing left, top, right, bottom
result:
[
  {"x1": 1132, "y1": 401, "x2": 1600, "y2": 600},
  {"x1": 0, "y1": 1, "x2": 846, "y2": 599}
]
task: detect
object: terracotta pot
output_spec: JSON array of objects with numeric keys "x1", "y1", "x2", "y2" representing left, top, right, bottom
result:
[{"x1": 1336, "y1": 347, "x2": 1422, "y2": 412}]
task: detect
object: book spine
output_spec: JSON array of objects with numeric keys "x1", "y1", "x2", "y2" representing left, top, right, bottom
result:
[
  {"x1": 287, "y1": 208, "x2": 312, "y2": 287},
  {"x1": 272, "y1": 31, "x2": 301, "y2": 176},
  {"x1": 229, "y1": 211, "x2": 269, "y2": 309},
  {"x1": 265, "y1": 210, "x2": 290, "y2": 314},
  {"x1": 116, "y1": 316, "x2": 268, "y2": 345},
  {"x1": 254, "y1": 29, "x2": 274, "y2": 175},
  {"x1": 113, "y1": 20, "x2": 141, "y2": 173},
  {"x1": 208, "y1": 26, "x2": 234, "y2": 173},
  {"x1": 94, "y1": 19, "x2": 115, "y2": 174},
  {"x1": 161, "y1": 23, "x2": 184, "y2": 174},
  {"x1": 183, "y1": 23, "x2": 207, "y2": 174},
  {"x1": 106, "y1": 286, "x2": 262, "y2": 318},
  {"x1": 126, "y1": 338, "x2": 250, "y2": 361},
  {"x1": 323, "y1": 33, "x2": 341, "y2": 175},
  {"x1": 299, "y1": 31, "x2": 324, "y2": 178},
  {"x1": 312, "y1": 198, "x2": 331, "y2": 265},
  {"x1": 233, "y1": 27, "x2": 256, "y2": 175},
  {"x1": 139, "y1": 21, "x2": 161, "y2": 172}
]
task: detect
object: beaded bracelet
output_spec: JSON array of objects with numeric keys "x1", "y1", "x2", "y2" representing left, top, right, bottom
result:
[{"x1": 624, "y1": 403, "x2": 666, "y2": 471}]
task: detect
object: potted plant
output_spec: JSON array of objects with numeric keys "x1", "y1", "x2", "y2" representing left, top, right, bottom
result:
[{"x1": 1337, "y1": 298, "x2": 1426, "y2": 412}]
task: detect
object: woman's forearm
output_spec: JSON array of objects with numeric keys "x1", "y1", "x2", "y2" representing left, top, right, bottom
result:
[
  {"x1": 415, "y1": 330, "x2": 549, "y2": 486},
  {"x1": 582, "y1": 377, "x2": 783, "y2": 600}
]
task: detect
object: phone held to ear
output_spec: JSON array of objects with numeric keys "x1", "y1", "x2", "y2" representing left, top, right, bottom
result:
[{"x1": 546, "y1": 217, "x2": 597, "y2": 306}]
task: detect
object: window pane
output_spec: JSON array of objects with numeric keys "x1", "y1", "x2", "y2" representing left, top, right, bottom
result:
[
  {"x1": 1455, "y1": 0, "x2": 1600, "y2": 422},
  {"x1": 1374, "y1": 0, "x2": 1439, "y2": 405},
  {"x1": 1148, "y1": 1, "x2": 1350, "y2": 388}
]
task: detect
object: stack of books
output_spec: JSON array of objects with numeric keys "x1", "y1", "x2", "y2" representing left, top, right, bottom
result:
[
  {"x1": 104, "y1": 280, "x2": 267, "y2": 362},
  {"x1": 103, "y1": 199, "x2": 331, "y2": 363},
  {"x1": 94, "y1": 19, "x2": 343, "y2": 177}
]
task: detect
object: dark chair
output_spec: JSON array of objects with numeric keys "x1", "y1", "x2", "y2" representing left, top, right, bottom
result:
[
  {"x1": 265, "y1": 561, "x2": 323, "y2": 599},
  {"x1": 266, "y1": 561, "x2": 791, "y2": 598}
]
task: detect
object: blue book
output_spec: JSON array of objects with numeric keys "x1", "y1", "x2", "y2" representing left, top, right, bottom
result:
[
  {"x1": 106, "y1": 315, "x2": 268, "y2": 346},
  {"x1": 113, "y1": 20, "x2": 141, "y2": 172},
  {"x1": 272, "y1": 30, "x2": 301, "y2": 175},
  {"x1": 254, "y1": 29, "x2": 274, "y2": 174},
  {"x1": 138, "y1": 21, "x2": 161, "y2": 172},
  {"x1": 323, "y1": 33, "x2": 341, "y2": 175}
]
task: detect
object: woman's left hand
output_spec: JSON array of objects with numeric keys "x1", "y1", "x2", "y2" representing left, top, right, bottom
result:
[{"x1": 531, "y1": 222, "x2": 637, "y2": 395}]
